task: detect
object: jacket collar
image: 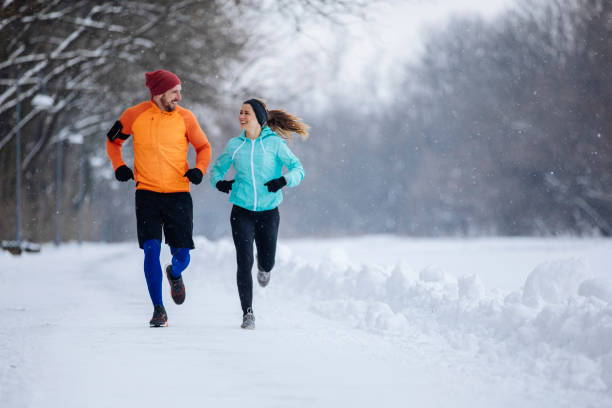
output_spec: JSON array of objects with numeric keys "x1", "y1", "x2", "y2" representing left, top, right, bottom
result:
[
  {"x1": 239, "y1": 126, "x2": 276, "y2": 140},
  {"x1": 149, "y1": 100, "x2": 178, "y2": 115}
]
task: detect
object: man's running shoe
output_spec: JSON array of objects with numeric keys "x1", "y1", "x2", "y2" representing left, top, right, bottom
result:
[
  {"x1": 241, "y1": 308, "x2": 255, "y2": 330},
  {"x1": 165, "y1": 264, "x2": 186, "y2": 305},
  {"x1": 149, "y1": 305, "x2": 168, "y2": 327}
]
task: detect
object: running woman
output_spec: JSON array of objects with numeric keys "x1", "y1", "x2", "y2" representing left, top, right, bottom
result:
[{"x1": 210, "y1": 98, "x2": 307, "y2": 329}]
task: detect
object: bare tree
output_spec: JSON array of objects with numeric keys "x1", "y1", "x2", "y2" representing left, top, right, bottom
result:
[
  {"x1": 0, "y1": 0, "x2": 248, "y2": 243},
  {"x1": 388, "y1": 0, "x2": 612, "y2": 235},
  {"x1": 0, "y1": 0, "x2": 373, "y2": 244}
]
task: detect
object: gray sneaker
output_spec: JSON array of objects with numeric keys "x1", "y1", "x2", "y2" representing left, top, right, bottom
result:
[
  {"x1": 256, "y1": 255, "x2": 271, "y2": 287},
  {"x1": 241, "y1": 308, "x2": 255, "y2": 330},
  {"x1": 257, "y1": 269, "x2": 271, "y2": 287}
]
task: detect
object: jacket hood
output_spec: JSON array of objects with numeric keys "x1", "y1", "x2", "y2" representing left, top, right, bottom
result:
[{"x1": 238, "y1": 126, "x2": 277, "y2": 140}]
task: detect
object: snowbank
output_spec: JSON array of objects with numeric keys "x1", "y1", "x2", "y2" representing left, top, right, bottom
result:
[
  {"x1": 190, "y1": 238, "x2": 612, "y2": 394},
  {"x1": 522, "y1": 259, "x2": 591, "y2": 306}
]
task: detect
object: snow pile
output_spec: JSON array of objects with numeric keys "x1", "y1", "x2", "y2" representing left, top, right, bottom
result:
[
  {"x1": 579, "y1": 278, "x2": 612, "y2": 303},
  {"x1": 186, "y1": 238, "x2": 612, "y2": 394},
  {"x1": 222, "y1": 244, "x2": 612, "y2": 393},
  {"x1": 522, "y1": 259, "x2": 591, "y2": 306}
]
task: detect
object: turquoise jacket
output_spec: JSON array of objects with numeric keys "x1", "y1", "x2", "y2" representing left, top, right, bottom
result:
[{"x1": 210, "y1": 126, "x2": 305, "y2": 211}]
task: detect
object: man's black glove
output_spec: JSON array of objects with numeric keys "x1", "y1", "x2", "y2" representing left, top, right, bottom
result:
[
  {"x1": 216, "y1": 179, "x2": 235, "y2": 194},
  {"x1": 184, "y1": 168, "x2": 203, "y2": 185},
  {"x1": 115, "y1": 165, "x2": 134, "y2": 182},
  {"x1": 264, "y1": 176, "x2": 287, "y2": 193}
]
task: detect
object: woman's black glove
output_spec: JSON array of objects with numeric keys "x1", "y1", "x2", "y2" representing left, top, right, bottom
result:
[
  {"x1": 184, "y1": 168, "x2": 203, "y2": 185},
  {"x1": 216, "y1": 179, "x2": 235, "y2": 193},
  {"x1": 115, "y1": 165, "x2": 134, "y2": 182},
  {"x1": 264, "y1": 176, "x2": 287, "y2": 193}
]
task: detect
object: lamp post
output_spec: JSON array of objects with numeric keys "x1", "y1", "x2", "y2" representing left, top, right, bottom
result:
[
  {"x1": 2, "y1": 85, "x2": 25, "y2": 255},
  {"x1": 31, "y1": 95, "x2": 59, "y2": 246},
  {"x1": 68, "y1": 133, "x2": 85, "y2": 244},
  {"x1": 54, "y1": 129, "x2": 63, "y2": 246},
  {"x1": 2, "y1": 89, "x2": 52, "y2": 255},
  {"x1": 30, "y1": 94, "x2": 55, "y2": 244},
  {"x1": 15, "y1": 89, "x2": 22, "y2": 245}
]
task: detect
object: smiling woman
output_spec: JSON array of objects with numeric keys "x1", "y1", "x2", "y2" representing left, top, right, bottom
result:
[{"x1": 210, "y1": 98, "x2": 308, "y2": 329}]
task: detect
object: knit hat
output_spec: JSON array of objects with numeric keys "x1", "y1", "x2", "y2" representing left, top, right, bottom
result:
[
  {"x1": 145, "y1": 70, "x2": 181, "y2": 96},
  {"x1": 244, "y1": 99, "x2": 268, "y2": 126}
]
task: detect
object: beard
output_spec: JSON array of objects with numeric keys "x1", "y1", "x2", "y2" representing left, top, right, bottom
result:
[{"x1": 160, "y1": 94, "x2": 178, "y2": 112}]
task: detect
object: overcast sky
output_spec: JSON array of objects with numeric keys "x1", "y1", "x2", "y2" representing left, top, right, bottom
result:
[
  {"x1": 343, "y1": 0, "x2": 515, "y2": 77},
  {"x1": 241, "y1": 0, "x2": 517, "y2": 109}
]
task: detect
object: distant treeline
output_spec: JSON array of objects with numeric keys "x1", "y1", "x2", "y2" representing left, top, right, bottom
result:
[
  {"x1": 288, "y1": 0, "x2": 612, "y2": 237},
  {"x1": 1, "y1": 0, "x2": 610, "y2": 243},
  {"x1": 0, "y1": 0, "x2": 364, "y2": 243}
]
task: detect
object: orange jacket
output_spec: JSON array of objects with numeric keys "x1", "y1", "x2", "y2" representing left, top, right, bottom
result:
[{"x1": 106, "y1": 101, "x2": 211, "y2": 193}]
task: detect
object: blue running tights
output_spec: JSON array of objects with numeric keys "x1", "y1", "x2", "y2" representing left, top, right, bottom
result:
[{"x1": 143, "y1": 239, "x2": 190, "y2": 306}]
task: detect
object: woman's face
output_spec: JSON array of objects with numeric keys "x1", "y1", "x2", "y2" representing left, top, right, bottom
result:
[{"x1": 239, "y1": 103, "x2": 260, "y2": 131}]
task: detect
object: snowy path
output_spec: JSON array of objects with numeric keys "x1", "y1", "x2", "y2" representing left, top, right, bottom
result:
[{"x1": 1, "y1": 240, "x2": 611, "y2": 407}]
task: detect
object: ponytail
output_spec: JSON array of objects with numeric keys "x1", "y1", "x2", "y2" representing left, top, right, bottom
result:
[
  {"x1": 267, "y1": 109, "x2": 310, "y2": 141},
  {"x1": 247, "y1": 98, "x2": 309, "y2": 141}
]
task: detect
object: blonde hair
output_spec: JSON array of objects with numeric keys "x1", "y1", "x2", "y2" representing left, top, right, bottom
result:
[{"x1": 252, "y1": 98, "x2": 310, "y2": 141}]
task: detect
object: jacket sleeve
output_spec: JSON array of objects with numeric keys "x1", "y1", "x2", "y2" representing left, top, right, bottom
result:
[
  {"x1": 278, "y1": 140, "x2": 304, "y2": 187},
  {"x1": 183, "y1": 110, "x2": 212, "y2": 174},
  {"x1": 209, "y1": 140, "x2": 235, "y2": 187},
  {"x1": 105, "y1": 109, "x2": 134, "y2": 170}
]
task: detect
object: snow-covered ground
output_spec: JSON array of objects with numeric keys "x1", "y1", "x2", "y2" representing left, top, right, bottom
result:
[{"x1": 1, "y1": 236, "x2": 612, "y2": 407}]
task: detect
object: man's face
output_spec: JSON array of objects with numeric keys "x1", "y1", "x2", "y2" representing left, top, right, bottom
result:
[{"x1": 159, "y1": 84, "x2": 182, "y2": 111}]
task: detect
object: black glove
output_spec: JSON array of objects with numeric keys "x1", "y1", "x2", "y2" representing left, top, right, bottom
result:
[
  {"x1": 216, "y1": 179, "x2": 235, "y2": 194},
  {"x1": 264, "y1": 176, "x2": 287, "y2": 193},
  {"x1": 115, "y1": 165, "x2": 134, "y2": 182},
  {"x1": 184, "y1": 168, "x2": 203, "y2": 185}
]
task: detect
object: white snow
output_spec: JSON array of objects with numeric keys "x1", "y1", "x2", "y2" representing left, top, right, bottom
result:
[
  {"x1": 67, "y1": 133, "x2": 84, "y2": 145},
  {"x1": 1, "y1": 236, "x2": 612, "y2": 407},
  {"x1": 31, "y1": 94, "x2": 54, "y2": 110},
  {"x1": 579, "y1": 278, "x2": 612, "y2": 303}
]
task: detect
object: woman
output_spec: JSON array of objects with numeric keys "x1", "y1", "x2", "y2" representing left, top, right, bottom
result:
[{"x1": 210, "y1": 98, "x2": 308, "y2": 329}]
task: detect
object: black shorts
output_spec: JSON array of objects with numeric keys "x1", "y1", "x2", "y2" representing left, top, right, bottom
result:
[{"x1": 135, "y1": 190, "x2": 194, "y2": 249}]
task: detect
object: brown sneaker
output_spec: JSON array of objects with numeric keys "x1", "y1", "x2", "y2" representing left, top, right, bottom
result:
[
  {"x1": 165, "y1": 264, "x2": 186, "y2": 305},
  {"x1": 149, "y1": 305, "x2": 168, "y2": 327}
]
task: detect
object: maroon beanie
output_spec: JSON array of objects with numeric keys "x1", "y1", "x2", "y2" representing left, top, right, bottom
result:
[{"x1": 145, "y1": 70, "x2": 181, "y2": 96}]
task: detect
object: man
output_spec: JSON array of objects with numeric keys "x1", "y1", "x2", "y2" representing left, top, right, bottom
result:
[{"x1": 106, "y1": 69, "x2": 211, "y2": 327}]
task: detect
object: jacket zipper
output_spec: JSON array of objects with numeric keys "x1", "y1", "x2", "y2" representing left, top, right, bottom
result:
[
  {"x1": 152, "y1": 115, "x2": 164, "y2": 192},
  {"x1": 250, "y1": 138, "x2": 257, "y2": 210}
]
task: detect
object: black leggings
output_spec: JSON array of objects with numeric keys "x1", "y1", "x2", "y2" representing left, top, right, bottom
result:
[{"x1": 230, "y1": 205, "x2": 280, "y2": 314}]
